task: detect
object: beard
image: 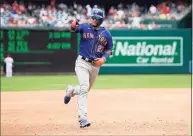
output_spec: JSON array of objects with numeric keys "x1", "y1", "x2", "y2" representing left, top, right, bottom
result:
[{"x1": 92, "y1": 23, "x2": 97, "y2": 27}]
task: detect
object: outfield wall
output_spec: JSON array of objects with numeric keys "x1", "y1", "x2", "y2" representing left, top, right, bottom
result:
[
  {"x1": 1, "y1": 29, "x2": 192, "y2": 74},
  {"x1": 100, "y1": 29, "x2": 192, "y2": 74}
]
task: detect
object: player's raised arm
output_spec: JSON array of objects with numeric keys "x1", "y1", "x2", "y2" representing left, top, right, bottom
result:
[{"x1": 69, "y1": 20, "x2": 82, "y2": 33}]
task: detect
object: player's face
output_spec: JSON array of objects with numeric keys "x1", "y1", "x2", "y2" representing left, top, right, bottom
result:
[
  {"x1": 91, "y1": 16, "x2": 103, "y2": 27},
  {"x1": 91, "y1": 17, "x2": 97, "y2": 27}
]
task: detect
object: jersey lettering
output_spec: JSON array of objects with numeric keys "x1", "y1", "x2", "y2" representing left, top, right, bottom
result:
[{"x1": 83, "y1": 33, "x2": 94, "y2": 39}]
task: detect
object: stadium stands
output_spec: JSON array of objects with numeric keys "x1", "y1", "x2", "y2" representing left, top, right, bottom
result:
[{"x1": 0, "y1": 0, "x2": 191, "y2": 29}]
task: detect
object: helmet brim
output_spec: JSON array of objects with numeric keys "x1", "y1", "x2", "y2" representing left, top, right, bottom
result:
[{"x1": 91, "y1": 15, "x2": 103, "y2": 20}]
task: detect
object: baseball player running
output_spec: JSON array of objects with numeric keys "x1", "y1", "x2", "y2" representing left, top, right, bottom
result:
[{"x1": 64, "y1": 8, "x2": 113, "y2": 128}]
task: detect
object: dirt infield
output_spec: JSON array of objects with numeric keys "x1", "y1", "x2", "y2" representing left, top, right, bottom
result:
[{"x1": 1, "y1": 88, "x2": 191, "y2": 135}]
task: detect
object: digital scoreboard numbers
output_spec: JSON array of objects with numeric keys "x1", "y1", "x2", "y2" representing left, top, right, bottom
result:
[
  {"x1": 2, "y1": 29, "x2": 78, "y2": 73},
  {"x1": 48, "y1": 31, "x2": 71, "y2": 50},
  {"x1": 7, "y1": 30, "x2": 29, "y2": 53}
]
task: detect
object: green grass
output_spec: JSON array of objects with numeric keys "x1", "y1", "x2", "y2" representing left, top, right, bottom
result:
[{"x1": 1, "y1": 74, "x2": 191, "y2": 91}]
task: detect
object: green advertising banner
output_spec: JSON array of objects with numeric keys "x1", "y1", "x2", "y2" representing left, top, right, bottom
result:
[
  {"x1": 104, "y1": 37, "x2": 183, "y2": 67},
  {"x1": 100, "y1": 29, "x2": 191, "y2": 74}
]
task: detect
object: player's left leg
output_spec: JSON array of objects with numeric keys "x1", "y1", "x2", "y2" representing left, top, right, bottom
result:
[{"x1": 9, "y1": 68, "x2": 12, "y2": 77}]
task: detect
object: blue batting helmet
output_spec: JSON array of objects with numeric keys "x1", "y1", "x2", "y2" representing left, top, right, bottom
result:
[
  {"x1": 91, "y1": 8, "x2": 104, "y2": 19},
  {"x1": 91, "y1": 8, "x2": 104, "y2": 26}
]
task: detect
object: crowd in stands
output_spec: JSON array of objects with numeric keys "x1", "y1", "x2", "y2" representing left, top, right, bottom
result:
[{"x1": 0, "y1": 0, "x2": 191, "y2": 29}]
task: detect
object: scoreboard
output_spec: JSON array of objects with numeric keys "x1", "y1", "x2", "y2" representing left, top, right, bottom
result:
[{"x1": 0, "y1": 29, "x2": 78, "y2": 73}]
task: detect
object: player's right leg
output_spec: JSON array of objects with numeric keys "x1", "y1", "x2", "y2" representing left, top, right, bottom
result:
[{"x1": 6, "y1": 67, "x2": 10, "y2": 77}]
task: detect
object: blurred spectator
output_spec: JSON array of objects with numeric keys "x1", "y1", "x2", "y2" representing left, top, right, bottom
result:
[
  {"x1": 149, "y1": 5, "x2": 157, "y2": 15},
  {"x1": 86, "y1": 4, "x2": 92, "y2": 16},
  {"x1": 0, "y1": 0, "x2": 191, "y2": 29},
  {"x1": 131, "y1": 14, "x2": 142, "y2": 28},
  {"x1": 12, "y1": 1, "x2": 19, "y2": 12}
]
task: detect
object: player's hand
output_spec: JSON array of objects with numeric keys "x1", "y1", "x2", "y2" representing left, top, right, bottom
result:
[
  {"x1": 94, "y1": 57, "x2": 106, "y2": 67},
  {"x1": 71, "y1": 20, "x2": 79, "y2": 29}
]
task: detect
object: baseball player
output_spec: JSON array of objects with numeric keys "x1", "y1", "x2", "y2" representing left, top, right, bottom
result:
[
  {"x1": 4, "y1": 54, "x2": 14, "y2": 77},
  {"x1": 64, "y1": 8, "x2": 113, "y2": 128}
]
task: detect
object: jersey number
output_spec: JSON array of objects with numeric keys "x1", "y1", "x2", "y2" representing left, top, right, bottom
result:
[{"x1": 96, "y1": 45, "x2": 104, "y2": 53}]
